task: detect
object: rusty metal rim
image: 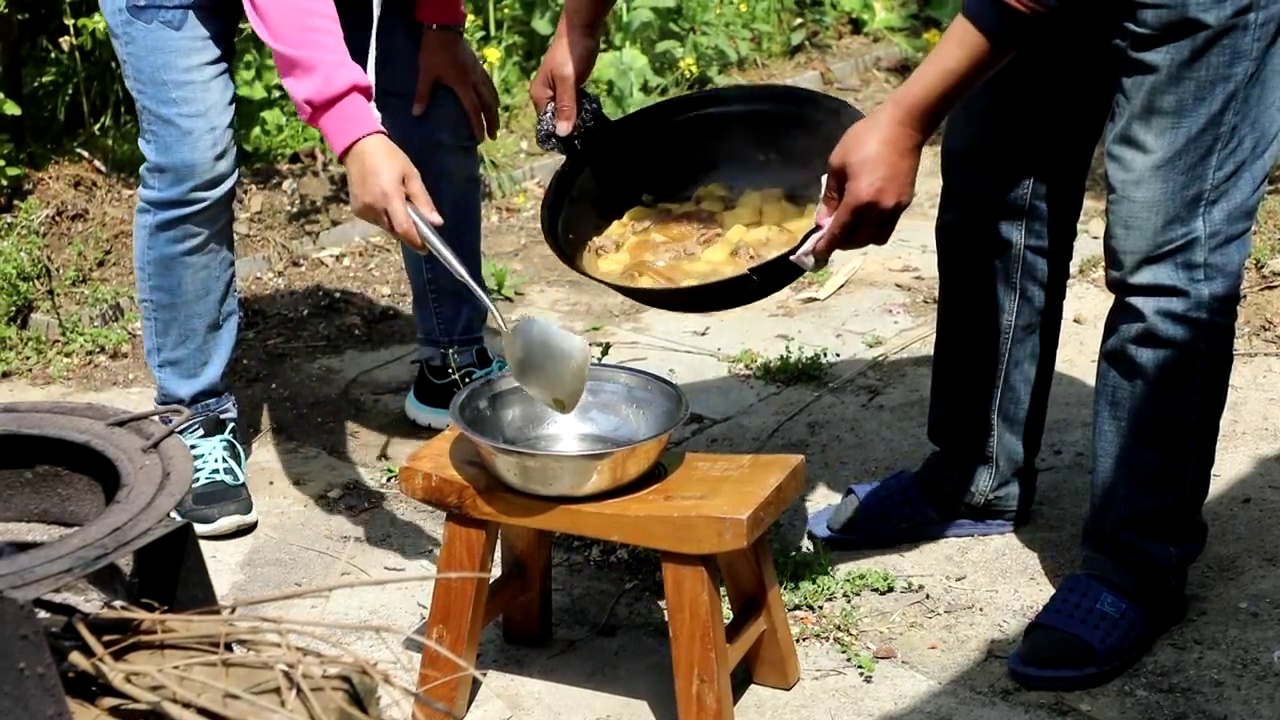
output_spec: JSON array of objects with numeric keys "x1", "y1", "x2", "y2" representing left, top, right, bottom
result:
[{"x1": 0, "y1": 402, "x2": 193, "y2": 601}]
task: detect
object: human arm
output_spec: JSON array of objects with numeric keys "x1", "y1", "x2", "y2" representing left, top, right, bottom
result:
[
  {"x1": 410, "y1": 0, "x2": 500, "y2": 139},
  {"x1": 240, "y1": 0, "x2": 441, "y2": 248},
  {"x1": 416, "y1": 0, "x2": 466, "y2": 26},
  {"x1": 815, "y1": 0, "x2": 1059, "y2": 255},
  {"x1": 530, "y1": 0, "x2": 617, "y2": 136}
]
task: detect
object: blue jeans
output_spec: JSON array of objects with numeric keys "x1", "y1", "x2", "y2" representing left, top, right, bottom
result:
[
  {"x1": 920, "y1": 0, "x2": 1280, "y2": 602},
  {"x1": 101, "y1": 0, "x2": 487, "y2": 416}
]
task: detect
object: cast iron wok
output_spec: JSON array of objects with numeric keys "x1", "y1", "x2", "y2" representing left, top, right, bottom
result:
[{"x1": 539, "y1": 84, "x2": 864, "y2": 314}]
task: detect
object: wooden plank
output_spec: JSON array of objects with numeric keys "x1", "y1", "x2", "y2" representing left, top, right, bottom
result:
[{"x1": 400, "y1": 429, "x2": 806, "y2": 555}]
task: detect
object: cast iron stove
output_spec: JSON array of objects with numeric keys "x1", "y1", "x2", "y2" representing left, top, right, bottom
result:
[{"x1": 0, "y1": 402, "x2": 218, "y2": 720}]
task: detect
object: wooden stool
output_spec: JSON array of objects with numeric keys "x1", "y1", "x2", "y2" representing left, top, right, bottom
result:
[{"x1": 399, "y1": 427, "x2": 806, "y2": 720}]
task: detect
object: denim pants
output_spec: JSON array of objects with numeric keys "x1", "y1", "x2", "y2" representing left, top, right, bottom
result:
[
  {"x1": 919, "y1": 0, "x2": 1280, "y2": 602},
  {"x1": 101, "y1": 0, "x2": 487, "y2": 416}
]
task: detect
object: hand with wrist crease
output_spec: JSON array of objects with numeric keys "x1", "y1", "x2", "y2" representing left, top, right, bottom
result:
[
  {"x1": 814, "y1": 13, "x2": 1011, "y2": 258},
  {"x1": 342, "y1": 133, "x2": 440, "y2": 253},
  {"x1": 529, "y1": 0, "x2": 613, "y2": 135},
  {"x1": 414, "y1": 26, "x2": 500, "y2": 142}
]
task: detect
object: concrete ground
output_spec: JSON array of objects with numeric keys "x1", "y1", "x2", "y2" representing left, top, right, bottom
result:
[{"x1": 7, "y1": 152, "x2": 1280, "y2": 720}]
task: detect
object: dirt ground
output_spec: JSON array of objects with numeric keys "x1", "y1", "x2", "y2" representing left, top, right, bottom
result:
[{"x1": 6, "y1": 42, "x2": 1280, "y2": 719}]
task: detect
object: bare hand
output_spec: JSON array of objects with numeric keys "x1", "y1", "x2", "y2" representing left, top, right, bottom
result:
[
  {"x1": 343, "y1": 133, "x2": 441, "y2": 252},
  {"x1": 415, "y1": 28, "x2": 499, "y2": 141},
  {"x1": 530, "y1": 23, "x2": 600, "y2": 136},
  {"x1": 813, "y1": 109, "x2": 926, "y2": 258}
]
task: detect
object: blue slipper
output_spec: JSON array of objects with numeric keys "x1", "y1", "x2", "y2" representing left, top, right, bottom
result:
[
  {"x1": 1008, "y1": 573, "x2": 1181, "y2": 691},
  {"x1": 807, "y1": 470, "x2": 1015, "y2": 550}
]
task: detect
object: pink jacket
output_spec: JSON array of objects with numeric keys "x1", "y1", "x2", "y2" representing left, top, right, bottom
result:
[{"x1": 243, "y1": 0, "x2": 466, "y2": 159}]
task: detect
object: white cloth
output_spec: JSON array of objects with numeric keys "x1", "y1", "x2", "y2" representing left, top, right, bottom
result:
[
  {"x1": 789, "y1": 173, "x2": 832, "y2": 272},
  {"x1": 366, "y1": 0, "x2": 384, "y2": 123}
]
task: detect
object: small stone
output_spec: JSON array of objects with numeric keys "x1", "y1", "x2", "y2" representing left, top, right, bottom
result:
[
  {"x1": 1263, "y1": 258, "x2": 1280, "y2": 277},
  {"x1": 872, "y1": 645, "x2": 898, "y2": 660},
  {"x1": 247, "y1": 193, "x2": 264, "y2": 213},
  {"x1": 1086, "y1": 216, "x2": 1106, "y2": 239},
  {"x1": 232, "y1": 220, "x2": 249, "y2": 236}
]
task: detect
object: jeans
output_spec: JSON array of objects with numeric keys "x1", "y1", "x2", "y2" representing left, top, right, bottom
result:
[
  {"x1": 919, "y1": 0, "x2": 1280, "y2": 603},
  {"x1": 101, "y1": 0, "x2": 487, "y2": 415}
]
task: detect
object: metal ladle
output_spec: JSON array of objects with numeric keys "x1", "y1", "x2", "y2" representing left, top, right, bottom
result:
[{"x1": 406, "y1": 204, "x2": 590, "y2": 414}]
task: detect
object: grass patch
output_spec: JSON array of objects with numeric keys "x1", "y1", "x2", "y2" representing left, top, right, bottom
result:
[
  {"x1": 1251, "y1": 191, "x2": 1280, "y2": 272},
  {"x1": 482, "y1": 259, "x2": 523, "y2": 301},
  {"x1": 770, "y1": 543, "x2": 901, "y2": 677},
  {"x1": 729, "y1": 344, "x2": 833, "y2": 386},
  {"x1": 1075, "y1": 254, "x2": 1104, "y2": 278},
  {"x1": 0, "y1": 200, "x2": 135, "y2": 377}
]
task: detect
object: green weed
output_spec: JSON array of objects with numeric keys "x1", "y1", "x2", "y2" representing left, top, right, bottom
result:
[{"x1": 729, "y1": 344, "x2": 833, "y2": 386}]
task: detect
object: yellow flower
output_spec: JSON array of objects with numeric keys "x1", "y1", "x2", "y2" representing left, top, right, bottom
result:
[
  {"x1": 482, "y1": 46, "x2": 502, "y2": 65},
  {"x1": 677, "y1": 56, "x2": 699, "y2": 79},
  {"x1": 922, "y1": 28, "x2": 942, "y2": 51},
  {"x1": 738, "y1": 2, "x2": 748, "y2": 11},
  {"x1": 465, "y1": 13, "x2": 478, "y2": 28}
]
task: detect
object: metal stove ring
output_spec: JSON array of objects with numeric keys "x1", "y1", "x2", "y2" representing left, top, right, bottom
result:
[{"x1": 0, "y1": 402, "x2": 194, "y2": 601}]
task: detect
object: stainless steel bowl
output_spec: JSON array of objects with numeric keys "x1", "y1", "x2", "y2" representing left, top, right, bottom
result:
[{"x1": 448, "y1": 363, "x2": 690, "y2": 498}]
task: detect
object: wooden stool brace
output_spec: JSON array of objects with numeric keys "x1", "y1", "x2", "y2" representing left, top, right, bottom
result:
[{"x1": 399, "y1": 428, "x2": 806, "y2": 720}]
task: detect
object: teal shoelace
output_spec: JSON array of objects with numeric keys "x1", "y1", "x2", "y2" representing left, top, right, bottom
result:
[
  {"x1": 428, "y1": 355, "x2": 510, "y2": 386},
  {"x1": 181, "y1": 421, "x2": 248, "y2": 489}
]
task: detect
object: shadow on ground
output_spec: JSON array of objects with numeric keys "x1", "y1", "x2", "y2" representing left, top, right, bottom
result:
[
  {"x1": 231, "y1": 286, "x2": 442, "y2": 560},
  {"x1": 225, "y1": 285, "x2": 1279, "y2": 719}
]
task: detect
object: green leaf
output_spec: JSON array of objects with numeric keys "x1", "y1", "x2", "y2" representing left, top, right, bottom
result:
[
  {"x1": 627, "y1": 7, "x2": 657, "y2": 30},
  {"x1": 530, "y1": 16, "x2": 555, "y2": 36},
  {"x1": 1, "y1": 98, "x2": 21, "y2": 116},
  {"x1": 633, "y1": 0, "x2": 677, "y2": 8},
  {"x1": 653, "y1": 39, "x2": 683, "y2": 57}
]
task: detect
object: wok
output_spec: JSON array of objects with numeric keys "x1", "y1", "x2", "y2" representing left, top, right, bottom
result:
[{"x1": 538, "y1": 84, "x2": 864, "y2": 314}]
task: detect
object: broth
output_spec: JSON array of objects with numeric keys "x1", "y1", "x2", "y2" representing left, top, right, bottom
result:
[{"x1": 581, "y1": 184, "x2": 817, "y2": 288}]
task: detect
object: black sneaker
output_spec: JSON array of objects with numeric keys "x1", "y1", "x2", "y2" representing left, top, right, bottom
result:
[
  {"x1": 404, "y1": 347, "x2": 509, "y2": 429},
  {"x1": 172, "y1": 413, "x2": 258, "y2": 537}
]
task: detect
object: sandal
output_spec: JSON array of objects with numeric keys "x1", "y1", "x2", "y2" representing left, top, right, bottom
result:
[
  {"x1": 1008, "y1": 573, "x2": 1183, "y2": 691},
  {"x1": 807, "y1": 470, "x2": 1015, "y2": 550}
]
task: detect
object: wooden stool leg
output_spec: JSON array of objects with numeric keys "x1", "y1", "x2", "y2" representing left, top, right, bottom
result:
[
  {"x1": 499, "y1": 525, "x2": 553, "y2": 646},
  {"x1": 717, "y1": 538, "x2": 801, "y2": 690},
  {"x1": 414, "y1": 515, "x2": 498, "y2": 720},
  {"x1": 661, "y1": 552, "x2": 733, "y2": 720}
]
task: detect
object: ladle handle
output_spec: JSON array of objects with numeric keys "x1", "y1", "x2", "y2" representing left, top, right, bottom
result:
[{"x1": 406, "y1": 203, "x2": 510, "y2": 334}]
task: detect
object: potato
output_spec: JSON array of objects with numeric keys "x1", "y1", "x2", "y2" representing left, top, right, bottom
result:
[
  {"x1": 758, "y1": 188, "x2": 787, "y2": 204},
  {"x1": 596, "y1": 251, "x2": 631, "y2": 274},
  {"x1": 735, "y1": 190, "x2": 765, "y2": 211},
  {"x1": 622, "y1": 206, "x2": 656, "y2": 223},
  {"x1": 743, "y1": 225, "x2": 795, "y2": 247},
  {"x1": 602, "y1": 219, "x2": 631, "y2": 237},
  {"x1": 783, "y1": 217, "x2": 814, "y2": 236},
  {"x1": 724, "y1": 224, "x2": 749, "y2": 243},
  {"x1": 760, "y1": 198, "x2": 802, "y2": 226},
  {"x1": 700, "y1": 238, "x2": 736, "y2": 263},
  {"x1": 741, "y1": 226, "x2": 770, "y2": 244},
  {"x1": 698, "y1": 198, "x2": 727, "y2": 213},
  {"x1": 693, "y1": 183, "x2": 732, "y2": 203},
  {"x1": 720, "y1": 204, "x2": 760, "y2": 228}
]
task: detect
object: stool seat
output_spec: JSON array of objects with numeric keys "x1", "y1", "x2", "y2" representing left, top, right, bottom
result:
[
  {"x1": 401, "y1": 429, "x2": 806, "y2": 555},
  {"x1": 399, "y1": 428, "x2": 807, "y2": 720}
]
